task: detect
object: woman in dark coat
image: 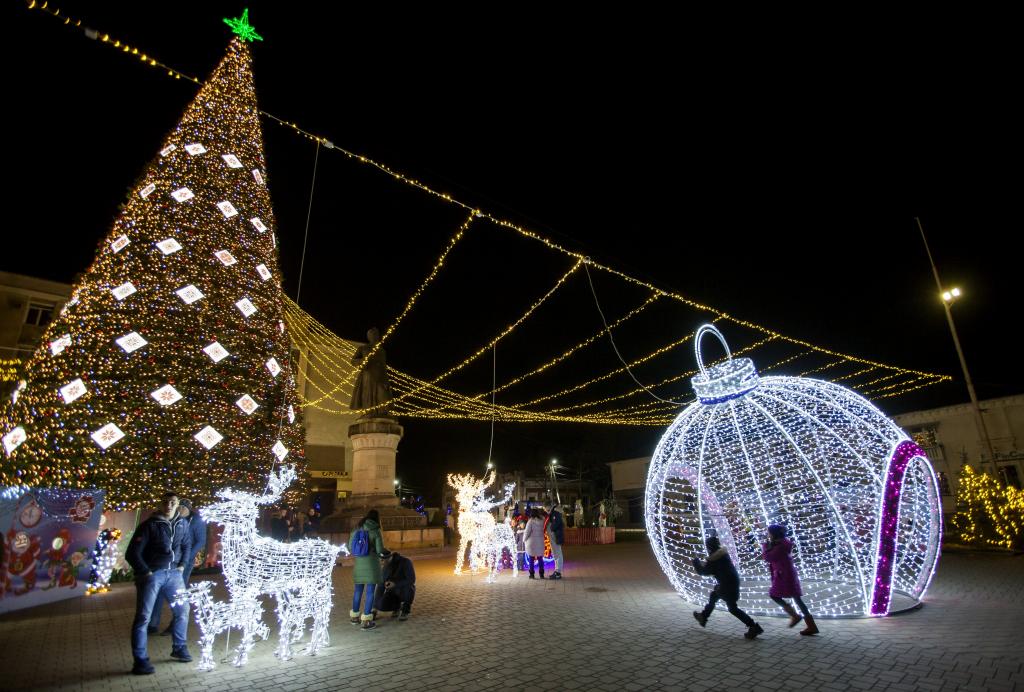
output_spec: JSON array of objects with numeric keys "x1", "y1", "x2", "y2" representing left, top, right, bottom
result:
[
  {"x1": 762, "y1": 524, "x2": 818, "y2": 635},
  {"x1": 351, "y1": 510, "x2": 385, "y2": 630}
]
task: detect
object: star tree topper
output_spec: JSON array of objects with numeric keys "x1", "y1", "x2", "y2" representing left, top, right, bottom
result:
[{"x1": 223, "y1": 9, "x2": 263, "y2": 43}]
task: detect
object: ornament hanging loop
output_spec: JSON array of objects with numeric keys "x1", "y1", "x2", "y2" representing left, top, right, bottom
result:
[{"x1": 694, "y1": 324, "x2": 732, "y2": 376}]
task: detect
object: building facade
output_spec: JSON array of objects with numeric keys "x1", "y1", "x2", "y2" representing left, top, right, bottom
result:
[
  {"x1": 0, "y1": 271, "x2": 73, "y2": 400},
  {"x1": 606, "y1": 457, "x2": 649, "y2": 528}
]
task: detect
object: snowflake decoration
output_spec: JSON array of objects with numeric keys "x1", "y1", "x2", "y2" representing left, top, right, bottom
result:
[
  {"x1": 215, "y1": 250, "x2": 237, "y2": 266},
  {"x1": 271, "y1": 441, "x2": 288, "y2": 461},
  {"x1": 3, "y1": 426, "x2": 27, "y2": 456},
  {"x1": 250, "y1": 218, "x2": 267, "y2": 233},
  {"x1": 235, "y1": 298, "x2": 257, "y2": 317},
  {"x1": 140, "y1": 183, "x2": 156, "y2": 199},
  {"x1": 172, "y1": 188, "x2": 195, "y2": 203},
  {"x1": 265, "y1": 358, "x2": 281, "y2": 377},
  {"x1": 160, "y1": 144, "x2": 177, "y2": 157},
  {"x1": 222, "y1": 154, "x2": 243, "y2": 169},
  {"x1": 194, "y1": 426, "x2": 224, "y2": 450},
  {"x1": 256, "y1": 264, "x2": 272, "y2": 281},
  {"x1": 157, "y1": 238, "x2": 182, "y2": 255},
  {"x1": 176, "y1": 285, "x2": 205, "y2": 304},
  {"x1": 111, "y1": 235, "x2": 130, "y2": 253},
  {"x1": 150, "y1": 384, "x2": 183, "y2": 407},
  {"x1": 111, "y1": 282, "x2": 137, "y2": 301},
  {"x1": 91, "y1": 423, "x2": 126, "y2": 450},
  {"x1": 217, "y1": 201, "x2": 238, "y2": 218},
  {"x1": 60, "y1": 378, "x2": 88, "y2": 404},
  {"x1": 115, "y1": 332, "x2": 147, "y2": 353},
  {"x1": 185, "y1": 143, "x2": 208, "y2": 156},
  {"x1": 235, "y1": 394, "x2": 260, "y2": 415},
  {"x1": 204, "y1": 342, "x2": 230, "y2": 363},
  {"x1": 50, "y1": 334, "x2": 72, "y2": 356}
]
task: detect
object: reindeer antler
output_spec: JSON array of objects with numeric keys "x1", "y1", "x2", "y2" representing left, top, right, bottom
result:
[{"x1": 258, "y1": 464, "x2": 297, "y2": 505}]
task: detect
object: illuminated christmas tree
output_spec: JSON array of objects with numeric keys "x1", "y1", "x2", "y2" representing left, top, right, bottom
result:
[
  {"x1": 1, "y1": 21, "x2": 306, "y2": 510},
  {"x1": 952, "y1": 466, "x2": 1024, "y2": 550}
]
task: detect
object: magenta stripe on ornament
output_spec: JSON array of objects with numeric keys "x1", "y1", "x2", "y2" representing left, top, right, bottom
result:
[{"x1": 870, "y1": 440, "x2": 925, "y2": 616}]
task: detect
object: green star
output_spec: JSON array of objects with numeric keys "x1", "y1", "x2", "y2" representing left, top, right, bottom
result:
[{"x1": 223, "y1": 8, "x2": 263, "y2": 42}]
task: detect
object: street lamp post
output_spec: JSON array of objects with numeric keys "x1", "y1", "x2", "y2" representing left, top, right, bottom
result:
[
  {"x1": 916, "y1": 217, "x2": 997, "y2": 473},
  {"x1": 549, "y1": 459, "x2": 562, "y2": 507},
  {"x1": 394, "y1": 478, "x2": 401, "y2": 499}
]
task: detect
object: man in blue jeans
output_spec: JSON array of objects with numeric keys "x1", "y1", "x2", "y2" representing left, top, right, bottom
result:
[
  {"x1": 150, "y1": 499, "x2": 207, "y2": 635},
  {"x1": 126, "y1": 491, "x2": 192, "y2": 675}
]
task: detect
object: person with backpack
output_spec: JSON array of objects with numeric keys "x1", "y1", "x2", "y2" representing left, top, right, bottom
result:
[
  {"x1": 692, "y1": 535, "x2": 763, "y2": 639},
  {"x1": 350, "y1": 509, "x2": 385, "y2": 630}
]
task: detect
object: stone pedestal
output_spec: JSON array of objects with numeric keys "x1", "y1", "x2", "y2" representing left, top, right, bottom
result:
[{"x1": 319, "y1": 418, "x2": 427, "y2": 534}]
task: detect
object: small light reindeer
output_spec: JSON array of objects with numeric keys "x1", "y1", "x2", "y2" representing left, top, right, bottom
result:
[
  {"x1": 187, "y1": 465, "x2": 347, "y2": 670},
  {"x1": 447, "y1": 471, "x2": 517, "y2": 583}
]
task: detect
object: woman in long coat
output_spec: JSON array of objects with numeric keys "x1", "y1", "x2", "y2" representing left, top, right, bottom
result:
[
  {"x1": 762, "y1": 524, "x2": 818, "y2": 635},
  {"x1": 351, "y1": 510, "x2": 385, "y2": 630},
  {"x1": 523, "y1": 508, "x2": 547, "y2": 579}
]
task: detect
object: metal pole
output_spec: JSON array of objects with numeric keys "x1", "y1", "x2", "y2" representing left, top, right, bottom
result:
[{"x1": 915, "y1": 217, "x2": 998, "y2": 473}]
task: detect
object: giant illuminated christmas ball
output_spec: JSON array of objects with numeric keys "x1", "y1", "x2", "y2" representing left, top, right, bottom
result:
[{"x1": 645, "y1": 325, "x2": 942, "y2": 617}]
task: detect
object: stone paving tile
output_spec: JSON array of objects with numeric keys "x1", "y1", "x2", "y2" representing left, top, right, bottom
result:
[{"x1": 1, "y1": 543, "x2": 1022, "y2": 691}]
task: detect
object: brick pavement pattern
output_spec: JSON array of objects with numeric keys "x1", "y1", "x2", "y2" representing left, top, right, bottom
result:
[{"x1": 0, "y1": 543, "x2": 1021, "y2": 691}]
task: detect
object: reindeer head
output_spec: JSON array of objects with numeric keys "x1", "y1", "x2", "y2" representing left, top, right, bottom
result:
[
  {"x1": 200, "y1": 465, "x2": 297, "y2": 528},
  {"x1": 447, "y1": 471, "x2": 495, "y2": 511}
]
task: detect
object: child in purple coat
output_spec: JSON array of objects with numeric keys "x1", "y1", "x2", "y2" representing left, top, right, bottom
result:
[{"x1": 762, "y1": 524, "x2": 819, "y2": 635}]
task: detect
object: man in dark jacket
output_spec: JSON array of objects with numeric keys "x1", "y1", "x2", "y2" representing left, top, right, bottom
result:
[
  {"x1": 126, "y1": 492, "x2": 193, "y2": 674},
  {"x1": 692, "y1": 535, "x2": 763, "y2": 639},
  {"x1": 375, "y1": 550, "x2": 415, "y2": 620},
  {"x1": 150, "y1": 498, "x2": 207, "y2": 634},
  {"x1": 544, "y1": 503, "x2": 565, "y2": 579}
]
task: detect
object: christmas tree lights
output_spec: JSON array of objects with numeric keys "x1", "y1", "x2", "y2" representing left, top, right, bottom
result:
[
  {"x1": 0, "y1": 37, "x2": 305, "y2": 509},
  {"x1": 85, "y1": 527, "x2": 122, "y2": 595},
  {"x1": 646, "y1": 325, "x2": 942, "y2": 618}
]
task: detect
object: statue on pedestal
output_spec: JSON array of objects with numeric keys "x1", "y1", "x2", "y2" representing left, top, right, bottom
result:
[{"x1": 350, "y1": 327, "x2": 392, "y2": 418}]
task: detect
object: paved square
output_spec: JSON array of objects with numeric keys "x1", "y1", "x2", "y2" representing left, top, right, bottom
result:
[{"x1": 0, "y1": 543, "x2": 1021, "y2": 691}]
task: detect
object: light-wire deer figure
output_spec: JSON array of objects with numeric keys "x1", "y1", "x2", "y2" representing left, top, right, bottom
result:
[
  {"x1": 185, "y1": 465, "x2": 347, "y2": 670},
  {"x1": 448, "y1": 471, "x2": 518, "y2": 583}
]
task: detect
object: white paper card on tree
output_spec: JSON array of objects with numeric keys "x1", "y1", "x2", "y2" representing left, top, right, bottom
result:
[
  {"x1": 176, "y1": 285, "x2": 205, "y2": 304},
  {"x1": 215, "y1": 250, "x2": 237, "y2": 266},
  {"x1": 140, "y1": 183, "x2": 156, "y2": 199},
  {"x1": 272, "y1": 440, "x2": 288, "y2": 461},
  {"x1": 185, "y1": 143, "x2": 207, "y2": 156},
  {"x1": 150, "y1": 384, "x2": 183, "y2": 407},
  {"x1": 217, "y1": 201, "x2": 238, "y2": 218},
  {"x1": 115, "y1": 332, "x2": 147, "y2": 353},
  {"x1": 287, "y1": 405, "x2": 295, "y2": 424},
  {"x1": 160, "y1": 144, "x2": 177, "y2": 157},
  {"x1": 171, "y1": 188, "x2": 195, "y2": 202},
  {"x1": 222, "y1": 154, "x2": 243, "y2": 168},
  {"x1": 235, "y1": 298, "x2": 257, "y2": 317},
  {"x1": 236, "y1": 394, "x2": 260, "y2": 415},
  {"x1": 50, "y1": 334, "x2": 72, "y2": 356},
  {"x1": 265, "y1": 358, "x2": 281, "y2": 377},
  {"x1": 2, "y1": 426, "x2": 27, "y2": 455},
  {"x1": 60, "y1": 379, "x2": 87, "y2": 404},
  {"x1": 194, "y1": 426, "x2": 223, "y2": 450},
  {"x1": 157, "y1": 238, "x2": 182, "y2": 255},
  {"x1": 91, "y1": 423, "x2": 125, "y2": 450},
  {"x1": 252, "y1": 169, "x2": 264, "y2": 185},
  {"x1": 204, "y1": 342, "x2": 230, "y2": 363},
  {"x1": 256, "y1": 264, "x2": 272, "y2": 281},
  {"x1": 250, "y1": 217, "x2": 267, "y2": 232},
  {"x1": 111, "y1": 235, "x2": 130, "y2": 253},
  {"x1": 111, "y1": 282, "x2": 137, "y2": 301}
]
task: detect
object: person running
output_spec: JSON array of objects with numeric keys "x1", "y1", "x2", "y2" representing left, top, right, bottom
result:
[
  {"x1": 692, "y1": 535, "x2": 763, "y2": 639},
  {"x1": 762, "y1": 524, "x2": 818, "y2": 635}
]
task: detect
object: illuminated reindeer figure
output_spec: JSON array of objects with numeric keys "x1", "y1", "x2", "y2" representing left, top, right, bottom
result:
[
  {"x1": 448, "y1": 471, "x2": 518, "y2": 583},
  {"x1": 187, "y1": 465, "x2": 347, "y2": 670}
]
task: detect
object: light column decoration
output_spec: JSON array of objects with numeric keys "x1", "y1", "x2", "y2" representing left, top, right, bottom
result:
[{"x1": 645, "y1": 324, "x2": 942, "y2": 617}]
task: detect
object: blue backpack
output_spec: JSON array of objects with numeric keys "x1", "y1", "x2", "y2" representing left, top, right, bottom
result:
[{"x1": 350, "y1": 527, "x2": 370, "y2": 557}]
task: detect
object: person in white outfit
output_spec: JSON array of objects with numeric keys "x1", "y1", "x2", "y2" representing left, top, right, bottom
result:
[{"x1": 523, "y1": 508, "x2": 547, "y2": 579}]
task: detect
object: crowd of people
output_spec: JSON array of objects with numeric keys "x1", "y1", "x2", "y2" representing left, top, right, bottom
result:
[
  {"x1": 269, "y1": 507, "x2": 321, "y2": 542},
  {"x1": 513, "y1": 502, "x2": 565, "y2": 579}
]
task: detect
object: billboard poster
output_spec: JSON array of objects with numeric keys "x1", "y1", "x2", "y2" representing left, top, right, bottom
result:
[{"x1": 1, "y1": 488, "x2": 105, "y2": 614}]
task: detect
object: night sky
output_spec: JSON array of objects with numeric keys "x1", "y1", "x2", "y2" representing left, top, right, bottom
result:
[{"x1": 5, "y1": 3, "x2": 1018, "y2": 503}]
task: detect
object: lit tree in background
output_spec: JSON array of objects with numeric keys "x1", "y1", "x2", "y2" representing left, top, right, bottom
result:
[
  {"x1": 952, "y1": 466, "x2": 1024, "y2": 551},
  {"x1": 0, "y1": 26, "x2": 306, "y2": 510}
]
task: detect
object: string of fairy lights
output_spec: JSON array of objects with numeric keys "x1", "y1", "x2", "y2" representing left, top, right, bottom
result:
[{"x1": 19, "y1": 2, "x2": 951, "y2": 429}]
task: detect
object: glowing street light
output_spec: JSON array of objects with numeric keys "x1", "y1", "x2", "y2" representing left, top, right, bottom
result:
[{"x1": 916, "y1": 218, "x2": 996, "y2": 470}]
